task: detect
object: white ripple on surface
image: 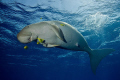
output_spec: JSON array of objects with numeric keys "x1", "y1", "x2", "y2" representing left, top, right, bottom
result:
[
  {"x1": 85, "y1": 12, "x2": 109, "y2": 29},
  {"x1": 8, "y1": 63, "x2": 38, "y2": 67},
  {"x1": 57, "y1": 52, "x2": 79, "y2": 58}
]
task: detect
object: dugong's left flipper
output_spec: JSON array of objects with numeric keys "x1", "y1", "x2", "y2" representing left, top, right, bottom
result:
[
  {"x1": 48, "y1": 22, "x2": 67, "y2": 43},
  {"x1": 43, "y1": 43, "x2": 59, "y2": 48}
]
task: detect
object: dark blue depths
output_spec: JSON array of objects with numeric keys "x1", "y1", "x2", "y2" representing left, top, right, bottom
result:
[{"x1": 0, "y1": 1, "x2": 120, "y2": 80}]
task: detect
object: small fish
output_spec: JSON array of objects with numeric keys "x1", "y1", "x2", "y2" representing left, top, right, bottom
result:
[
  {"x1": 60, "y1": 24, "x2": 65, "y2": 26},
  {"x1": 24, "y1": 46, "x2": 28, "y2": 49},
  {"x1": 37, "y1": 38, "x2": 45, "y2": 43},
  {"x1": 40, "y1": 18, "x2": 42, "y2": 19},
  {"x1": 37, "y1": 42, "x2": 40, "y2": 44}
]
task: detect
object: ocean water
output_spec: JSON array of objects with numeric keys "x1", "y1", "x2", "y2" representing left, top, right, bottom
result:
[{"x1": 0, "y1": 0, "x2": 120, "y2": 80}]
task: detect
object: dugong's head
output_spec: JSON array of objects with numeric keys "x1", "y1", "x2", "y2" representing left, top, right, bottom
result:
[{"x1": 17, "y1": 25, "x2": 37, "y2": 43}]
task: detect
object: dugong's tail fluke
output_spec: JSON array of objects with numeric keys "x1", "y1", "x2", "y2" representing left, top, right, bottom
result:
[{"x1": 88, "y1": 48, "x2": 115, "y2": 74}]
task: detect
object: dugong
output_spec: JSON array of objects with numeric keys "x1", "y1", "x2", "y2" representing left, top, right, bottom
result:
[{"x1": 17, "y1": 21, "x2": 114, "y2": 74}]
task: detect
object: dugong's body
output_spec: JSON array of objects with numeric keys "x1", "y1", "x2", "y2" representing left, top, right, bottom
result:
[{"x1": 17, "y1": 21, "x2": 114, "y2": 74}]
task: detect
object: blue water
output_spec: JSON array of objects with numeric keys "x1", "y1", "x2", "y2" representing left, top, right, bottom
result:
[{"x1": 0, "y1": 0, "x2": 120, "y2": 80}]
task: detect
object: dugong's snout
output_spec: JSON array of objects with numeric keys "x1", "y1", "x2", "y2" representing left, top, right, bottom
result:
[
  {"x1": 17, "y1": 26, "x2": 37, "y2": 43},
  {"x1": 17, "y1": 31, "x2": 32, "y2": 43}
]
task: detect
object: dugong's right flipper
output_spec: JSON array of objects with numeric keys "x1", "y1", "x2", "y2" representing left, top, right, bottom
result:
[{"x1": 47, "y1": 22, "x2": 67, "y2": 43}]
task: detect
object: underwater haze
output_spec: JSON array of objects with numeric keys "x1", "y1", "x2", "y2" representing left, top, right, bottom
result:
[{"x1": 0, "y1": 0, "x2": 120, "y2": 80}]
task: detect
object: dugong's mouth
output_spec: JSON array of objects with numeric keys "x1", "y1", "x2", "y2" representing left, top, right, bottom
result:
[
  {"x1": 17, "y1": 32, "x2": 33, "y2": 43},
  {"x1": 17, "y1": 31, "x2": 38, "y2": 44},
  {"x1": 28, "y1": 35, "x2": 33, "y2": 42}
]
